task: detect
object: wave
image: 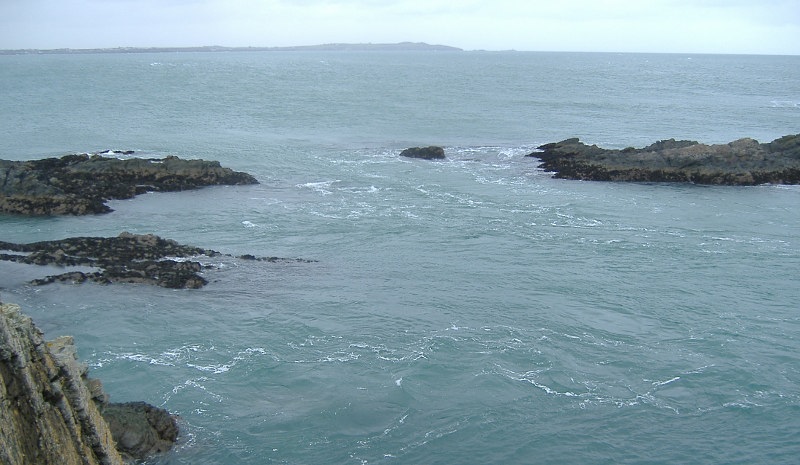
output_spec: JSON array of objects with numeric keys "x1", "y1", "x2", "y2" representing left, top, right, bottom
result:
[
  {"x1": 770, "y1": 100, "x2": 800, "y2": 108},
  {"x1": 296, "y1": 180, "x2": 339, "y2": 196}
]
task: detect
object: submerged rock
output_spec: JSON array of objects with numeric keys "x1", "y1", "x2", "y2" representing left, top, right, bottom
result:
[
  {"x1": 527, "y1": 134, "x2": 800, "y2": 185},
  {"x1": 0, "y1": 302, "x2": 178, "y2": 464},
  {"x1": 0, "y1": 153, "x2": 259, "y2": 215},
  {"x1": 400, "y1": 146, "x2": 446, "y2": 160}
]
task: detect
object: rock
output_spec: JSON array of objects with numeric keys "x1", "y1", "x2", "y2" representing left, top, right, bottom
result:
[
  {"x1": 1, "y1": 303, "x2": 124, "y2": 465},
  {"x1": 0, "y1": 303, "x2": 178, "y2": 464},
  {"x1": 400, "y1": 146, "x2": 446, "y2": 160},
  {"x1": 0, "y1": 232, "x2": 318, "y2": 289},
  {"x1": 527, "y1": 134, "x2": 800, "y2": 185},
  {"x1": 0, "y1": 232, "x2": 213, "y2": 289},
  {"x1": 102, "y1": 402, "x2": 179, "y2": 462},
  {"x1": 236, "y1": 254, "x2": 317, "y2": 264},
  {"x1": 0, "y1": 154, "x2": 259, "y2": 215}
]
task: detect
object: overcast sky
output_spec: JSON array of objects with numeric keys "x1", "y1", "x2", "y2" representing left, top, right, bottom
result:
[{"x1": 1, "y1": 0, "x2": 798, "y2": 54}]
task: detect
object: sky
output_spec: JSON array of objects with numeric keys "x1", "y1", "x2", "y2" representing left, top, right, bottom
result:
[{"x1": 1, "y1": 0, "x2": 798, "y2": 55}]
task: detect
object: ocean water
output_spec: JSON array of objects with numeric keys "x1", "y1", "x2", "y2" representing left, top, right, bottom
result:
[{"x1": 1, "y1": 50, "x2": 800, "y2": 464}]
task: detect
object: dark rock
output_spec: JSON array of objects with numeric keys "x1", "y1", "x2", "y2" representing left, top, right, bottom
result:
[
  {"x1": 400, "y1": 146, "x2": 446, "y2": 160},
  {"x1": 1, "y1": 232, "x2": 317, "y2": 289},
  {"x1": 527, "y1": 134, "x2": 800, "y2": 185},
  {"x1": 1, "y1": 232, "x2": 212, "y2": 289},
  {"x1": 0, "y1": 154, "x2": 259, "y2": 215},
  {"x1": 236, "y1": 254, "x2": 317, "y2": 264},
  {"x1": 102, "y1": 402, "x2": 179, "y2": 462}
]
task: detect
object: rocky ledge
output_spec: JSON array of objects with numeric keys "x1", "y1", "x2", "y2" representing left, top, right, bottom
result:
[
  {"x1": 1, "y1": 302, "x2": 177, "y2": 465},
  {"x1": 0, "y1": 232, "x2": 314, "y2": 289},
  {"x1": 0, "y1": 152, "x2": 258, "y2": 215},
  {"x1": 528, "y1": 134, "x2": 800, "y2": 185}
]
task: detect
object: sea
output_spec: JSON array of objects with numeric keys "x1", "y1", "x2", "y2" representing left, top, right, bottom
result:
[{"x1": 1, "y1": 50, "x2": 799, "y2": 464}]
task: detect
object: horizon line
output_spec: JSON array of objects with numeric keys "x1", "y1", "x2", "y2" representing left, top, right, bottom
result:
[{"x1": 1, "y1": 42, "x2": 796, "y2": 57}]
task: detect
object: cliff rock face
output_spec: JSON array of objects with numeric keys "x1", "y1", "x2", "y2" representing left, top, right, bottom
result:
[
  {"x1": 0, "y1": 303, "x2": 124, "y2": 465},
  {"x1": 529, "y1": 134, "x2": 800, "y2": 185},
  {"x1": 0, "y1": 153, "x2": 259, "y2": 215},
  {"x1": 1, "y1": 302, "x2": 178, "y2": 464}
]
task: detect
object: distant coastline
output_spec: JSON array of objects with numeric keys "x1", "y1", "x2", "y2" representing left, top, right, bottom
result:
[{"x1": 0, "y1": 42, "x2": 462, "y2": 55}]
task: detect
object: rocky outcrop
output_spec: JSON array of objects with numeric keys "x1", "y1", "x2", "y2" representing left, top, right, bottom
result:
[
  {"x1": 400, "y1": 146, "x2": 446, "y2": 160},
  {"x1": 102, "y1": 402, "x2": 179, "y2": 462},
  {"x1": 528, "y1": 134, "x2": 800, "y2": 185},
  {"x1": 0, "y1": 302, "x2": 178, "y2": 465},
  {"x1": 0, "y1": 153, "x2": 259, "y2": 215},
  {"x1": 0, "y1": 232, "x2": 316, "y2": 289},
  {"x1": 0, "y1": 232, "x2": 214, "y2": 289}
]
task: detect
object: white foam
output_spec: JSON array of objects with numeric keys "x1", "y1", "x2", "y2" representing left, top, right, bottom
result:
[
  {"x1": 297, "y1": 180, "x2": 338, "y2": 195},
  {"x1": 652, "y1": 376, "x2": 681, "y2": 386},
  {"x1": 117, "y1": 352, "x2": 175, "y2": 366},
  {"x1": 187, "y1": 362, "x2": 232, "y2": 374},
  {"x1": 770, "y1": 100, "x2": 799, "y2": 108}
]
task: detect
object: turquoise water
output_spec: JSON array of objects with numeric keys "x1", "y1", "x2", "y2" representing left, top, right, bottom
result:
[{"x1": 1, "y1": 51, "x2": 800, "y2": 464}]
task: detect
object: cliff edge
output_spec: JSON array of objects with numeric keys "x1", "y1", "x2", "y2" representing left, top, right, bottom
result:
[
  {"x1": 1, "y1": 302, "x2": 123, "y2": 464},
  {"x1": 0, "y1": 302, "x2": 177, "y2": 464}
]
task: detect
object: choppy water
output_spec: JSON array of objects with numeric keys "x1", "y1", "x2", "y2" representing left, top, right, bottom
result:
[{"x1": 1, "y1": 51, "x2": 799, "y2": 464}]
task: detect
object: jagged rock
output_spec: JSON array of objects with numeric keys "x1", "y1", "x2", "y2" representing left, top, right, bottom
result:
[
  {"x1": 0, "y1": 232, "x2": 213, "y2": 289},
  {"x1": 102, "y1": 402, "x2": 179, "y2": 462},
  {"x1": 0, "y1": 232, "x2": 317, "y2": 289},
  {"x1": 528, "y1": 134, "x2": 800, "y2": 185},
  {"x1": 0, "y1": 154, "x2": 259, "y2": 215},
  {"x1": 400, "y1": 146, "x2": 446, "y2": 160},
  {"x1": 0, "y1": 303, "x2": 178, "y2": 464},
  {"x1": 1, "y1": 303, "x2": 124, "y2": 465}
]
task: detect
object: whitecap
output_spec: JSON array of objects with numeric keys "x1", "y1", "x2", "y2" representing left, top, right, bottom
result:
[
  {"x1": 770, "y1": 100, "x2": 800, "y2": 108},
  {"x1": 652, "y1": 376, "x2": 681, "y2": 386},
  {"x1": 186, "y1": 362, "x2": 232, "y2": 374},
  {"x1": 117, "y1": 352, "x2": 175, "y2": 366},
  {"x1": 297, "y1": 180, "x2": 339, "y2": 195}
]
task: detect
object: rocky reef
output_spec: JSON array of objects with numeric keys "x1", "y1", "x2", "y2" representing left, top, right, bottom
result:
[
  {"x1": 0, "y1": 232, "x2": 214, "y2": 289},
  {"x1": 0, "y1": 152, "x2": 259, "y2": 215},
  {"x1": 528, "y1": 134, "x2": 800, "y2": 185},
  {"x1": 400, "y1": 146, "x2": 446, "y2": 160},
  {"x1": 0, "y1": 232, "x2": 315, "y2": 289},
  {"x1": 0, "y1": 302, "x2": 177, "y2": 464}
]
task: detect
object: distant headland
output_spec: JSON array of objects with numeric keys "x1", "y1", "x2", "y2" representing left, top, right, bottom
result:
[{"x1": 0, "y1": 42, "x2": 462, "y2": 55}]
